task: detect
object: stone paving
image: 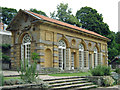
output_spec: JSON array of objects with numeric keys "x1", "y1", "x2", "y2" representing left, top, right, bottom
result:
[
  {"x1": 2, "y1": 70, "x2": 76, "y2": 80},
  {"x1": 2, "y1": 70, "x2": 19, "y2": 76}
]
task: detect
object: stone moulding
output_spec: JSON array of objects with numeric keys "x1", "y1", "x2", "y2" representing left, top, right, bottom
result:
[
  {"x1": 38, "y1": 52, "x2": 44, "y2": 56},
  {"x1": 53, "y1": 53, "x2": 58, "y2": 57},
  {"x1": 39, "y1": 58, "x2": 45, "y2": 62},
  {"x1": 39, "y1": 39, "x2": 52, "y2": 45},
  {"x1": 39, "y1": 39, "x2": 59, "y2": 46},
  {"x1": 35, "y1": 46, "x2": 44, "y2": 50},
  {"x1": 53, "y1": 48, "x2": 58, "y2": 51},
  {"x1": 53, "y1": 59, "x2": 58, "y2": 63}
]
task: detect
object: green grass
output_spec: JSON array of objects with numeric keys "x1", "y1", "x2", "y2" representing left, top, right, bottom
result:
[
  {"x1": 4, "y1": 76, "x2": 20, "y2": 80},
  {"x1": 48, "y1": 72, "x2": 91, "y2": 77}
]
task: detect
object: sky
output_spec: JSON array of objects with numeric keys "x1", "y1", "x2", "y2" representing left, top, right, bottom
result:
[{"x1": 0, "y1": 0, "x2": 119, "y2": 32}]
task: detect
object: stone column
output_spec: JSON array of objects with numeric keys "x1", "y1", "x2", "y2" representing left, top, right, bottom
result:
[
  {"x1": 91, "y1": 53, "x2": 94, "y2": 68},
  {"x1": 95, "y1": 53, "x2": 98, "y2": 66},
  {"x1": 66, "y1": 48, "x2": 70, "y2": 70},
  {"x1": 84, "y1": 51, "x2": 89, "y2": 69}
]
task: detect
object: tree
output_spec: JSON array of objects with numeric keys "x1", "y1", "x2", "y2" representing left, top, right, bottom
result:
[
  {"x1": 50, "y1": 3, "x2": 81, "y2": 27},
  {"x1": 115, "y1": 32, "x2": 120, "y2": 55},
  {"x1": 107, "y1": 31, "x2": 119, "y2": 60},
  {"x1": 2, "y1": 7, "x2": 17, "y2": 25},
  {"x1": 30, "y1": 8, "x2": 48, "y2": 17},
  {"x1": 115, "y1": 32, "x2": 120, "y2": 44},
  {"x1": 76, "y1": 6, "x2": 110, "y2": 36},
  {"x1": 108, "y1": 48, "x2": 118, "y2": 60}
]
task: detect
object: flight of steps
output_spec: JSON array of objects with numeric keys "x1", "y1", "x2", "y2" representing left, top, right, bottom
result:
[{"x1": 43, "y1": 76, "x2": 98, "y2": 90}]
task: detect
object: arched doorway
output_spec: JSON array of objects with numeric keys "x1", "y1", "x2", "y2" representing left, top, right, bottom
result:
[
  {"x1": 58, "y1": 40, "x2": 66, "y2": 70},
  {"x1": 45, "y1": 49, "x2": 52, "y2": 67},
  {"x1": 21, "y1": 34, "x2": 31, "y2": 66},
  {"x1": 94, "y1": 47, "x2": 98, "y2": 67},
  {"x1": 79, "y1": 44, "x2": 84, "y2": 69}
]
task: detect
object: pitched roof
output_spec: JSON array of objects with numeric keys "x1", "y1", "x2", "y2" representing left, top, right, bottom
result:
[{"x1": 8, "y1": 9, "x2": 110, "y2": 41}]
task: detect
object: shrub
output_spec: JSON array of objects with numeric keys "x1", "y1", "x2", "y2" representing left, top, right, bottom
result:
[
  {"x1": 90, "y1": 65, "x2": 111, "y2": 76},
  {"x1": 0, "y1": 74, "x2": 4, "y2": 86},
  {"x1": 1, "y1": 44, "x2": 11, "y2": 51},
  {"x1": 4, "y1": 79, "x2": 25, "y2": 85},
  {"x1": 2, "y1": 54, "x2": 10, "y2": 63},
  {"x1": 102, "y1": 76, "x2": 115, "y2": 86},
  {"x1": 18, "y1": 53, "x2": 39, "y2": 83},
  {"x1": 114, "y1": 68, "x2": 120, "y2": 74}
]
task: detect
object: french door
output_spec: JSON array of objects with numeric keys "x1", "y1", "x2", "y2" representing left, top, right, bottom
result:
[
  {"x1": 58, "y1": 48, "x2": 66, "y2": 70},
  {"x1": 21, "y1": 34, "x2": 31, "y2": 67},
  {"x1": 71, "y1": 52, "x2": 74, "y2": 70},
  {"x1": 21, "y1": 43, "x2": 31, "y2": 66}
]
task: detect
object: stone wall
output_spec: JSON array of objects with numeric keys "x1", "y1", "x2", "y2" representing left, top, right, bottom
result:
[
  {"x1": 0, "y1": 34, "x2": 11, "y2": 44},
  {"x1": 86, "y1": 76, "x2": 115, "y2": 86},
  {"x1": 1, "y1": 83, "x2": 47, "y2": 90}
]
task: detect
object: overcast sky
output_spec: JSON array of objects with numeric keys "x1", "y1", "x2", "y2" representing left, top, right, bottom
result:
[{"x1": 0, "y1": 0, "x2": 119, "y2": 32}]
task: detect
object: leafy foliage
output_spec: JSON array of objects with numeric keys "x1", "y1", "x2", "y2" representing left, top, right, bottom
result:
[
  {"x1": 4, "y1": 79, "x2": 25, "y2": 85},
  {"x1": 2, "y1": 54, "x2": 10, "y2": 63},
  {"x1": 115, "y1": 68, "x2": 120, "y2": 74},
  {"x1": 30, "y1": 8, "x2": 48, "y2": 17},
  {"x1": 2, "y1": 7, "x2": 17, "y2": 25},
  {"x1": 107, "y1": 31, "x2": 120, "y2": 60},
  {"x1": 90, "y1": 65, "x2": 111, "y2": 76},
  {"x1": 50, "y1": 3, "x2": 81, "y2": 27},
  {"x1": 102, "y1": 76, "x2": 115, "y2": 86},
  {"x1": 0, "y1": 44, "x2": 11, "y2": 63},
  {"x1": 18, "y1": 53, "x2": 39, "y2": 83},
  {"x1": 1, "y1": 44, "x2": 11, "y2": 51},
  {"x1": 76, "y1": 6, "x2": 110, "y2": 36},
  {"x1": 115, "y1": 32, "x2": 120, "y2": 44},
  {"x1": 0, "y1": 74, "x2": 4, "y2": 86}
]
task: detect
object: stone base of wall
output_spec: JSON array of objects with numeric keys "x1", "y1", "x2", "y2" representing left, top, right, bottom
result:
[
  {"x1": 86, "y1": 76, "x2": 104, "y2": 86},
  {"x1": 2, "y1": 63, "x2": 11, "y2": 70},
  {"x1": 37, "y1": 67, "x2": 90, "y2": 74},
  {"x1": 1, "y1": 83, "x2": 47, "y2": 90},
  {"x1": 86, "y1": 76, "x2": 116, "y2": 86}
]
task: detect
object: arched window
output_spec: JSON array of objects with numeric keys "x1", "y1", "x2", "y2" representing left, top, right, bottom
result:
[
  {"x1": 79, "y1": 44, "x2": 84, "y2": 68},
  {"x1": 79, "y1": 44, "x2": 84, "y2": 51},
  {"x1": 21, "y1": 34, "x2": 31, "y2": 66},
  {"x1": 58, "y1": 40, "x2": 66, "y2": 69},
  {"x1": 94, "y1": 47, "x2": 98, "y2": 67},
  {"x1": 22, "y1": 34, "x2": 31, "y2": 44},
  {"x1": 58, "y1": 40, "x2": 66, "y2": 49}
]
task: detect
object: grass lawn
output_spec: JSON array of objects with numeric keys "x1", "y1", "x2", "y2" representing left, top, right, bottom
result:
[
  {"x1": 4, "y1": 76, "x2": 20, "y2": 80},
  {"x1": 48, "y1": 72, "x2": 91, "y2": 77}
]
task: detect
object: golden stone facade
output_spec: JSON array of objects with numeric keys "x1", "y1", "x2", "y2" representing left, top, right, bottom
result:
[{"x1": 7, "y1": 10, "x2": 109, "y2": 71}]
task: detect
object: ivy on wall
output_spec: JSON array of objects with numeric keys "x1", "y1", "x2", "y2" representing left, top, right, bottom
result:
[
  {"x1": 1, "y1": 44, "x2": 11, "y2": 51},
  {"x1": 0, "y1": 44, "x2": 11, "y2": 63}
]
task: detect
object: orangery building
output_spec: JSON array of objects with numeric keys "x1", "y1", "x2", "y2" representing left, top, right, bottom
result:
[{"x1": 7, "y1": 9, "x2": 110, "y2": 70}]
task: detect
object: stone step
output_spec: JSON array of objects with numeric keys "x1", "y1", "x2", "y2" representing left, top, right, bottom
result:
[
  {"x1": 74, "y1": 85, "x2": 98, "y2": 90},
  {"x1": 50, "y1": 82, "x2": 93, "y2": 89},
  {"x1": 46, "y1": 78, "x2": 86, "y2": 84},
  {"x1": 49, "y1": 80, "x2": 88, "y2": 87},
  {"x1": 43, "y1": 76, "x2": 85, "y2": 81}
]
